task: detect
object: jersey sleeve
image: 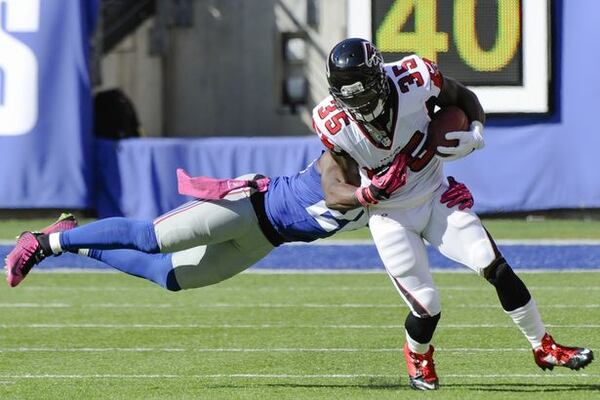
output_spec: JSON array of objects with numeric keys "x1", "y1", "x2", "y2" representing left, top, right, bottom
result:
[
  {"x1": 421, "y1": 57, "x2": 443, "y2": 94},
  {"x1": 312, "y1": 119, "x2": 340, "y2": 153},
  {"x1": 389, "y1": 55, "x2": 444, "y2": 113}
]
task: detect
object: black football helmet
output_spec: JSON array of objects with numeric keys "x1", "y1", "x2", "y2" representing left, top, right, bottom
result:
[{"x1": 327, "y1": 38, "x2": 389, "y2": 122}]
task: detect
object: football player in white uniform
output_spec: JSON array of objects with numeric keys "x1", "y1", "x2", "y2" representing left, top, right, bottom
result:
[{"x1": 313, "y1": 38, "x2": 593, "y2": 391}]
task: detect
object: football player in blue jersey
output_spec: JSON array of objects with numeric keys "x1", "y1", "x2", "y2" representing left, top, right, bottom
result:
[{"x1": 5, "y1": 152, "x2": 470, "y2": 290}]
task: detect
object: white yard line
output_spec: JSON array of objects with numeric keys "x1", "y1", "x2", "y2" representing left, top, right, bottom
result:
[
  {"x1": 0, "y1": 373, "x2": 597, "y2": 379},
  {"x1": 16, "y1": 284, "x2": 600, "y2": 292},
  {"x1": 496, "y1": 239, "x2": 600, "y2": 245},
  {"x1": 0, "y1": 303, "x2": 71, "y2": 308},
  {"x1": 249, "y1": 268, "x2": 600, "y2": 274},
  {"x1": 0, "y1": 323, "x2": 598, "y2": 329},
  {"x1": 0, "y1": 347, "x2": 532, "y2": 353},
  {"x1": 0, "y1": 302, "x2": 598, "y2": 309},
  {"x1": 311, "y1": 239, "x2": 600, "y2": 245}
]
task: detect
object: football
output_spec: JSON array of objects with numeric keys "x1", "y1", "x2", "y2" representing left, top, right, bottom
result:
[{"x1": 427, "y1": 106, "x2": 470, "y2": 157}]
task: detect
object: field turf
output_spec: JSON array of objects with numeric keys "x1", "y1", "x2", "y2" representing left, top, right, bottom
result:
[{"x1": 0, "y1": 271, "x2": 598, "y2": 399}]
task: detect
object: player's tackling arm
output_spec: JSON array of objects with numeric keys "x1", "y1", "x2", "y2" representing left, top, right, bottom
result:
[
  {"x1": 318, "y1": 151, "x2": 362, "y2": 212},
  {"x1": 319, "y1": 150, "x2": 410, "y2": 211}
]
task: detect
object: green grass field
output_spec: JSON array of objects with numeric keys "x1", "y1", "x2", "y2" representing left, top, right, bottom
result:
[
  {"x1": 1, "y1": 218, "x2": 599, "y2": 398},
  {"x1": 0, "y1": 272, "x2": 598, "y2": 399}
]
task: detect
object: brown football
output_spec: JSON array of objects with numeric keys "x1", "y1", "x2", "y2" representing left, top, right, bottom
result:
[{"x1": 428, "y1": 106, "x2": 469, "y2": 157}]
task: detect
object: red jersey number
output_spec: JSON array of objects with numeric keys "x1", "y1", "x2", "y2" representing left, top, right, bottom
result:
[
  {"x1": 317, "y1": 101, "x2": 349, "y2": 135},
  {"x1": 324, "y1": 111, "x2": 349, "y2": 135},
  {"x1": 392, "y1": 57, "x2": 424, "y2": 94},
  {"x1": 402, "y1": 130, "x2": 436, "y2": 172}
]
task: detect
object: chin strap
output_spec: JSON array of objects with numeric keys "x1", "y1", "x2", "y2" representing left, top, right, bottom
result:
[{"x1": 177, "y1": 169, "x2": 270, "y2": 200}]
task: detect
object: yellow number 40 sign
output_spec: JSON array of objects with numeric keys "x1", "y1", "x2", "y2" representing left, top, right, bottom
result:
[
  {"x1": 376, "y1": 0, "x2": 520, "y2": 73},
  {"x1": 350, "y1": 0, "x2": 551, "y2": 113}
]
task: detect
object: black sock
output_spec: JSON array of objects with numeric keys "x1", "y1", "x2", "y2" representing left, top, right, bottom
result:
[{"x1": 405, "y1": 312, "x2": 441, "y2": 344}]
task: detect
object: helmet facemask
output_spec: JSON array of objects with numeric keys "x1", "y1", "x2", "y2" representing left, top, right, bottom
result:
[{"x1": 330, "y1": 67, "x2": 390, "y2": 123}]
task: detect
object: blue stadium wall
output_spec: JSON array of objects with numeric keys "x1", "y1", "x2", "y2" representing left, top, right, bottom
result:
[
  {"x1": 1, "y1": 1, "x2": 599, "y2": 219},
  {"x1": 94, "y1": 1, "x2": 600, "y2": 219}
]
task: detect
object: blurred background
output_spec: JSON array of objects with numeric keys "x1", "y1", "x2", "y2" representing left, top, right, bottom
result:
[{"x1": 1, "y1": 0, "x2": 598, "y2": 221}]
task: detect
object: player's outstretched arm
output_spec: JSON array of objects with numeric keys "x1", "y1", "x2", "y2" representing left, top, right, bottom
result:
[{"x1": 318, "y1": 151, "x2": 362, "y2": 212}]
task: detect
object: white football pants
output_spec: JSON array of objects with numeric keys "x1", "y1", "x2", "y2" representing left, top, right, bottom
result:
[
  {"x1": 152, "y1": 174, "x2": 274, "y2": 289},
  {"x1": 368, "y1": 183, "x2": 497, "y2": 317}
]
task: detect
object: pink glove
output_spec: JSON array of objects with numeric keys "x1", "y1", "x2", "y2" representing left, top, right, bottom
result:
[
  {"x1": 355, "y1": 153, "x2": 408, "y2": 207},
  {"x1": 440, "y1": 176, "x2": 474, "y2": 210}
]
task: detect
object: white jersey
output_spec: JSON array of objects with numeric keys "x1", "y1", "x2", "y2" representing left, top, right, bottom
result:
[{"x1": 312, "y1": 55, "x2": 444, "y2": 208}]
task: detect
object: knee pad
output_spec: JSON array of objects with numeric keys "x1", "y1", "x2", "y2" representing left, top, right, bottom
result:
[
  {"x1": 469, "y1": 238, "x2": 497, "y2": 270},
  {"x1": 398, "y1": 286, "x2": 441, "y2": 318},
  {"x1": 417, "y1": 287, "x2": 442, "y2": 317},
  {"x1": 484, "y1": 257, "x2": 531, "y2": 311},
  {"x1": 405, "y1": 312, "x2": 441, "y2": 344}
]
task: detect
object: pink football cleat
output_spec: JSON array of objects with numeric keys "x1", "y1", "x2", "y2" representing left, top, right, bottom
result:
[
  {"x1": 39, "y1": 213, "x2": 78, "y2": 235},
  {"x1": 533, "y1": 333, "x2": 594, "y2": 371},
  {"x1": 403, "y1": 343, "x2": 439, "y2": 390},
  {"x1": 5, "y1": 213, "x2": 78, "y2": 287}
]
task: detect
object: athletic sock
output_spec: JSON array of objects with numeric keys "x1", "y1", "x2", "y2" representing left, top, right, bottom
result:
[
  {"x1": 405, "y1": 331, "x2": 431, "y2": 354},
  {"x1": 48, "y1": 233, "x2": 63, "y2": 254},
  {"x1": 505, "y1": 298, "x2": 546, "y2": 348}
]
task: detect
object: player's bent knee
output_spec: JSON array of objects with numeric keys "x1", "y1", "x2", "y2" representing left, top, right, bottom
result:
[
  {"x1": 483, "y1": 257, "x2": 511, "y2": 285},
  {"x1": 483, "y1": 257, "x2": 531, "y2": 311},
  {"x1": 468, "y1": 238, "x2": 496, "y2": 272},
  {"x1": 172, "y1": 264, "x2": 246, "y2": 289},
  {"x1": 410, "y1": 287, "x2": 441, "y2": 317}
]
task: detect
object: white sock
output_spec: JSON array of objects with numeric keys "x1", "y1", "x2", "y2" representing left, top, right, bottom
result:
[
  {"x1": 77, "y1": 249, "x2": 90, "y2": 257},
  {"x1": 48, "y1": 233, "x2": 63, "y2": 255},
  {"x1": 405, "y1": 331, "x2": 430, "y2": 354},
  {"x1": 505, "y1": 298, "x2": 546, "y2": 348}
]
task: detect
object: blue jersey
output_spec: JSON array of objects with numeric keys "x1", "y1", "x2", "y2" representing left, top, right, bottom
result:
[{"x1": 264, "y1": 159, "x2": 368, "y2": 242}]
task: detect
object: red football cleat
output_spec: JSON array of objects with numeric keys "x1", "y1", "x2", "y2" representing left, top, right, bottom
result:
[
  {"x1": 403, "y1": 343, "x2": 439, "y2": 390},
  {"x1": 533, "y1": 333, "x2": 594, "y2": 371},
  {"x1": 5, "y1": 213, "x2": 78, "y2": 287}
]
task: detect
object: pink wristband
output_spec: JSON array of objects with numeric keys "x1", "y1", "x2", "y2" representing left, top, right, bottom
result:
[{"x1": 355, "y1": 187, "x2": 378, "y2": 207}]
